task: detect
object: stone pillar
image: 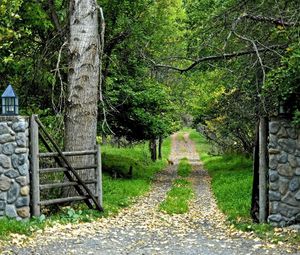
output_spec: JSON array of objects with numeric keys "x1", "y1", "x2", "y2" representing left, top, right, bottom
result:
[
  {"x1": 268, "y1": 117, "x2": 300, "y2": 227},
  {"x1": 0, "y1": 116, "x2": 30, "y2": 220}
]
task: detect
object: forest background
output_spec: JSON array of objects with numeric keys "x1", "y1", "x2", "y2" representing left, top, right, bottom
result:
[{"x1": 0, "y1": 0, "x2": 299, "y2": 155}]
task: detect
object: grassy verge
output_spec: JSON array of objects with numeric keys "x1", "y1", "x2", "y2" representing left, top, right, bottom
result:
[
  {"x1": 188, "y1": 129, "x2": 300, "y2": 244},
  {"x1": 0, "y1": 138, "x2": 171, "y2": 240},
  {"x1": 159, "y1": 159, "x2": 194, "y2": 215},
  {"x1": 189, "y1": 129, "x2": 253, "y2": 220}
]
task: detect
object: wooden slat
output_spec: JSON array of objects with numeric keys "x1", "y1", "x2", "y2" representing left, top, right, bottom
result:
[
  {"x1": 39, "y1": 150, "x2": 97, "y2": 158},
  {"x1": 35, "y1": 116, "x2": 103, "y2": 212},
  {"x1": 39, "y1": 165, "x2": 97, "y2": 173},
  {"x1": 39, "y1": 196, "x2": 88, "y2": 206},
  {"x1": 38, "y1": 131, "x2": 94, "y2": 209},
  {"x1": 30, "y1": 115, "x2": 41, "y2": 217},
  {"x1": 95, "y1": 144, "x2": 103, "y2": 207},
  {"x1": 40, "y1": 180, "x2": 96, "y2": 190}
]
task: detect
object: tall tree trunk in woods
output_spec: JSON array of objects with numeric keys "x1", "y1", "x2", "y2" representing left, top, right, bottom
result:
[
  {"x1": 64, "y1": 0, "x2": 100, "y2": 196},
  {"x1": 158, "y1": 136, "x2": 163, "y2": 160},
  {"x1": 259, "y1": 117, "x2": 268, "y2": 223},
  {"x1": 149, "y1": 138, "x2": 157, "y2": 161},
  {"x1": 251, "y1": 121, "x2": 259, "y2": 222}
]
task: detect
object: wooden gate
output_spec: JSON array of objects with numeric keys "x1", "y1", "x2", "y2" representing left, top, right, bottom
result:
[{"x1": 30, "y1": 115, "x2": 103, "y2": 217}]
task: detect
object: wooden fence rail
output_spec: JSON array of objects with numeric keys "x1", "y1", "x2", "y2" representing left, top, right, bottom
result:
[{"x1": 30, "y1": 115, "x2": 103, "y2": 217}]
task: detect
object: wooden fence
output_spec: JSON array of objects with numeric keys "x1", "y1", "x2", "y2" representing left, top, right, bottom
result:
[{"x1": 30, "y1": 115, "x2": 103, "y2": 217}]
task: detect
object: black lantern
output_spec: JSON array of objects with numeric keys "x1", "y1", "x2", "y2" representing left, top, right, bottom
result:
[{"x1": 1, "y1": 84, "x2": 19, "y2": 115}]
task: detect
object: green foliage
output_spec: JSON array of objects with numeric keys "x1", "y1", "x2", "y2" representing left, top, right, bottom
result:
[
  {"x1": 178, "y1": 0, "x2": 300, "y2": 153},
  {"x1": 264, "y1": 44, "x2": 300, "y2": 122},
  {"x1": 0, "y1": 0, "x2": 65, "y2": 112},
  {"x1": 104, "y1": 79, "x2": 177, "y2": 141},
  {"x1": 159, "y1": 178, "x2": 193, "y2": 215},
  {"x1": 177, "y1": 158, "x2": 192, "y2": 177},
  {"x1": 1, "y1": 0, "x2": 299, "y2": 153},
  {"x1": 292, "y1": 110, "x2": 300, "y2": 126},
  {"x1": 99, "y1": 0, "x2": 186, "y2": 141}
]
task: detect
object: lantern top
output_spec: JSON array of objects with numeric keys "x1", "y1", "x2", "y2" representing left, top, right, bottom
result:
[{"x1": 1, "y1": 84, "x2": 17, "y2": 98}]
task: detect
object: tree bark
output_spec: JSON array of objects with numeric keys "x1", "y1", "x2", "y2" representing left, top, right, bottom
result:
[
  {"x1": 64, "y1": 0, "x2": 100, "y2": 196},
  {"x1": 158, "y1": 136, "x2": 162, "y2": 160},
  {"x1": 259, "y1": 117, "x2": 268, "y2": 223},
  {"x1": 149, "y1": 138, "x2": 157, "y2": 161}
]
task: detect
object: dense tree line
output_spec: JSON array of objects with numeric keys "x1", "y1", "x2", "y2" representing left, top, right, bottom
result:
[
  {"x1": 0, "y1": 0, "x2": 299, "y2": 157},
  {"x1": 155, "y1": 0, "x2": 300, "y2": 153},
  {"x1": 0, "y1": 0, "x2": 185, "y2": 160}
]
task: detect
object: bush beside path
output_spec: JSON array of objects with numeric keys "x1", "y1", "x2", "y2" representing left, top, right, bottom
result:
[{"x1": 1, "y1": 132, "x2": 299, "y2": 255}]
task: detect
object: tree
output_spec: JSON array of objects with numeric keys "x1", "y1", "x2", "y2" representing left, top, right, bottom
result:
[
  {"x1": 155, "y1": 0, "x2": 299, "y2": 152},
  {"x1": 0, "y1": 0, "x2": 61, "y2": 108},
  {"x1": 98, "y1": 0, "x2": 185, "y2": 158},
  {"x1": 64, "y1": 0, "x2": 101, "y2": 194}
]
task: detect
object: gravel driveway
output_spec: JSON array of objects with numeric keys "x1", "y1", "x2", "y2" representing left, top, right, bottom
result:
[{"x1": 1, "y1": 133, "x2": 299, "y2": 255}]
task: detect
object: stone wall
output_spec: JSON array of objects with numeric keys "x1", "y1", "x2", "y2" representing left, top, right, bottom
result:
[
  {"x1": 268, "y1": 118, "x2": 300, "y2": 226},
  {"x1": 0, "y1": 116, "x2": 30, "y2": 220}
]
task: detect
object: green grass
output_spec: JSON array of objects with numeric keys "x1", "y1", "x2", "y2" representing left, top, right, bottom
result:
[
  {"x1": 102, "y1": 140, "x2": 170, "y2": 180},
  {"x1": 159, "y1": 178, "x2": 193, "y2": 214},
  {"x1": 0, "y1": 138, "x2": 171, "y2": 240},
  {"x1": 188, "y1": 129, "x2": 253, "y2": 220},
  {"x1": 0, "y1": 218, "x2": 46, "y2": 240},
  {"x1": 188, "y1": 128, "x2": 211, "y2": 154},
  {"x1": 188, "y1": 129, "x2": 300, "y2": 245},
  {"x1": 177, "y1": 158, "x2": 192, "y2": 177},
  {"x1": 203, "y1": 154, "x2": 252, "y2": 220},
  {"x1": 177, "y1": 132, "x2": 185, "y2": 141},
  {"x1": 159, "y1": 159, "x2": 194, "y2": 214}
]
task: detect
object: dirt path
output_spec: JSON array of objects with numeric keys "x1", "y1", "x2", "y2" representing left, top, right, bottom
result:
[{"x1": 2, "y1": 132, "x2": 299, "y2": 254}]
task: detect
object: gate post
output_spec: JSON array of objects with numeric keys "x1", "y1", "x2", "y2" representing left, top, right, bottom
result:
[
  {"x1": 95, "y1": 144, "x2": 103, "y2": 207},
  {"x1": 30, "y1": 115, "x2": 40, "y2": 216},
  {"x1": 259, "y1": 116, "x2": 268, "y2": 223}
]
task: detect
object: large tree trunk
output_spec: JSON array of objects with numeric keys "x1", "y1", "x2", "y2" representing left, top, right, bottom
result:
[{"x1": 64, "y1": 0, "x2": 100, "y2": 196}]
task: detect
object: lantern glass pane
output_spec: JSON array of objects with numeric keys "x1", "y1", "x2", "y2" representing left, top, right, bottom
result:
[
  {"x1": 15, "y1": 97, "x2": 19, "y2": 114},
  {"x1": 1, "y1": 98, "x2": 4, "y2": 114},
  {"x1": 3, "y1": 97, "x2": 15, "y2": 115},
  {"x1": 9, "y1": 98, "x2": 14, "y2": 112}
]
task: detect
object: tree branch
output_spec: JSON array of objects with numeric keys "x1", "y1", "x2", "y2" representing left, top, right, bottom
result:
[
  {"x1": 102, "y1": 30, "x2": 131, "y2": 86},
  {"x1": 48, "y1": 0, "x2": 63, "y2": 33},
  {"x1": 104, "y1": 31, "x2": 131, "y2": 55},
  {"x1": 241, "y1": 13, "x2": 299, "y2": 27},
  {"x1": 155, "y1": 45, "x2": 285, "y2": 73}
]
